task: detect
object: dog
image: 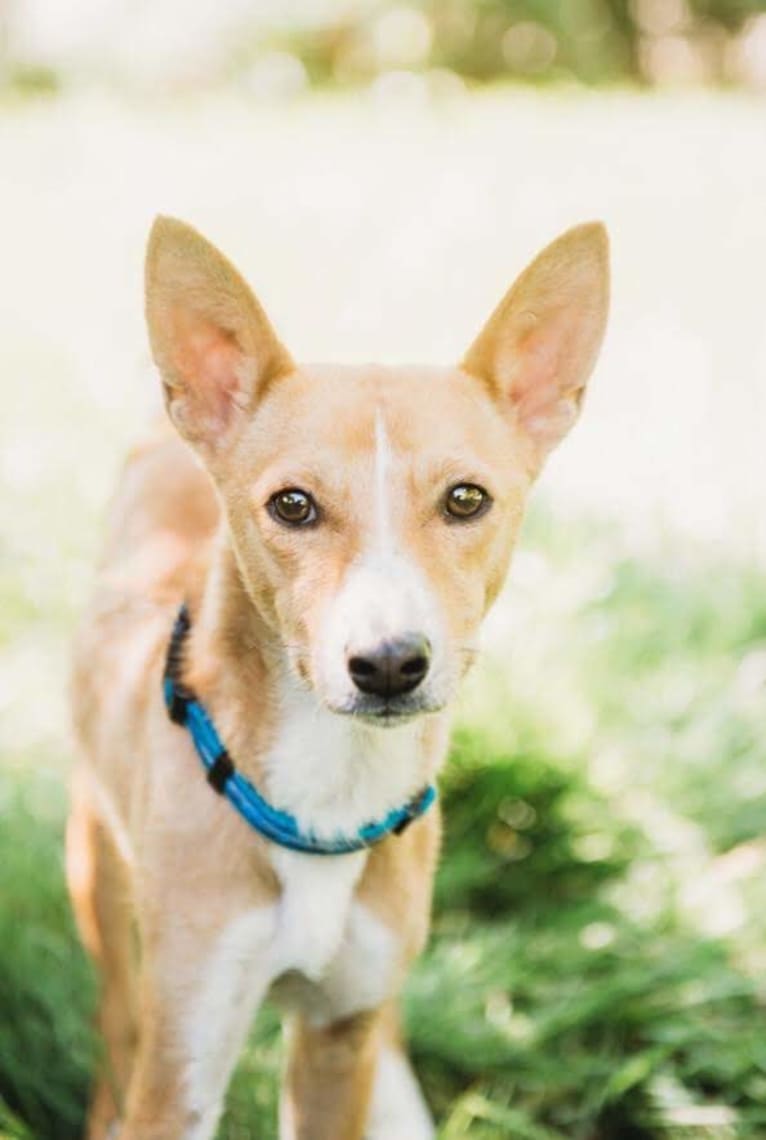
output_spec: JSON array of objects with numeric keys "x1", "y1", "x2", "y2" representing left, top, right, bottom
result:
[{"x1": 67, "y1": 216, "x2": 609, "y2": 1140}]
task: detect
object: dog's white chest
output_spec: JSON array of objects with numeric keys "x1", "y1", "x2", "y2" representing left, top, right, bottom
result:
[
  {"x1": 184, "y1": 862, "x2": 394, "y2": 1115},
  {"x1": 270, "y1": 848, "x2": 366, "y2": 980},
  {"x1": 264, "y1": 849, "x2": 398, "y2": 1022}
]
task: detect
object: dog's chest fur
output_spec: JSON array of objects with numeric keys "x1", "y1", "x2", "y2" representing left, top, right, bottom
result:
[
  {"x1": 191, "y1": 852, "x2": 396, "y2": 1047},
  {"x1": 192, "y1": 690, "x2": 419, "y2": 1034},
  {"x1": 261, "y1": 674, "x2": 431, "y2": 840},
  {"x1": 256, "y1": 682, "x2": 426, "y2": 1011},
  {"x1": 267, "y1": 850, "x2": 398, "y2": 1021}
]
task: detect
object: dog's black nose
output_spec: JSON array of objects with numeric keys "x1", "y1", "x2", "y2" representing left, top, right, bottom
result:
[{"x1": 348, "y1": 635, "x2": 431, "y2": 698}]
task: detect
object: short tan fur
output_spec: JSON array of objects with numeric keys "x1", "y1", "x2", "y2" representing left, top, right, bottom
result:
[{"x1": 69, "y1": 216, "x2": 609, "y2": 1140}]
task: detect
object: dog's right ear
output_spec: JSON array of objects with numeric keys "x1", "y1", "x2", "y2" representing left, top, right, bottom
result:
[{"x1": 145, "y1": 216, "x2": 294, "y2": 456}]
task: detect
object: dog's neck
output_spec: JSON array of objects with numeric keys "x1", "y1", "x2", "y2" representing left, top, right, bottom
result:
[{"x1": 186, "y1": 535, "x2": 448, "y2": 840}]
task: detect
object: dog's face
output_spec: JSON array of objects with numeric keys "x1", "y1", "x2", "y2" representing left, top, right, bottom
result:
[
  {"x1": 222, "y1": 363, "x2": 531, "y2": 722},
  {"x1": 146, "y1": 218, "x2": 609, "y2": 724}
]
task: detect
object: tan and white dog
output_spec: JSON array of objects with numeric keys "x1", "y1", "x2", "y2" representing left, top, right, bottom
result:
[{"x1": 67, "y1": 217, "x2": 609, "y2": 1140}]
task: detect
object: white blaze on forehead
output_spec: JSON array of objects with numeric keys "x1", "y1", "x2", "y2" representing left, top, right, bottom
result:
[
  {"x1": 313, "y1": 406, "x2": 449, "y2": 706},
  {"x1": 374, "y1": 409, "x2": 394, "y2": 553},
  {"x1": 364, "y1": 408, "x2": 437, "y2": 641}
]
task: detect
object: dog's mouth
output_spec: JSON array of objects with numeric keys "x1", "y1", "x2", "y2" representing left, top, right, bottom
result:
[{"x1": 327, "y1": 692, "x2": 444, "y2": 726}]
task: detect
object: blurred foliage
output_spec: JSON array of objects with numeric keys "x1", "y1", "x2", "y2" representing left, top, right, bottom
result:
[
  {"x1": 2, "y1": 507, "x2": 766, "y2": 1137},
  {"x1": 0, "y1": 774, "x2": 94, "y2": 1139},
  {"x1": 3, "y1": 0, "x2": 766, "y2": 96},
  {"x1": 268, "y1": 0, "x2": 766, "y2": 90},
  {"x1": 434, "y1": 728, "x2": 640, "y2": 916}
]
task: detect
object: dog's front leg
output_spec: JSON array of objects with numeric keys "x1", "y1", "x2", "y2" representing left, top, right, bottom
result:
[
  {"x1": 281, "y1": 1008, "x2": 384, "y2": 1140},
  {"x1": 119, "y1": 906, "x2": 274, "y2": 1140}
]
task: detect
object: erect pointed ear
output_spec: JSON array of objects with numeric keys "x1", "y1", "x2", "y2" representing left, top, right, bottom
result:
[
  {"x1": 462, "y1": 223, "x2": 609, "y2": 473},
  {"x1": 145, "y1": 216, "x2": 294, "y2": 455}
]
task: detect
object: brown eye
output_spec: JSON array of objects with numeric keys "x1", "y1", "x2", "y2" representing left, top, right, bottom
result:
[
  {"x1": 268, "y1": 489, "x2": 318, "y2": 527},
  {"x1": 445, "y1": 483, "x2": 490, "y2": 521}
]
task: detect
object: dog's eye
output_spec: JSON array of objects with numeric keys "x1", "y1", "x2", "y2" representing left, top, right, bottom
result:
[
  {"x1": 268, "y1": 489, "x2": 318, "y2": 527},
  {"x1": 445, "y1": 483, "x2": 491, "y2": 521}
]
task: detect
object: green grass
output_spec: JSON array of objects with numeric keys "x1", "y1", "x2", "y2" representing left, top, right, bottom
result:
[
  {"x1": 0, "y1": 773, "x2": 95, "y2": 1140},
  {"x1": 2, "y1": 507, "x2": 765, "y2": 1139}
]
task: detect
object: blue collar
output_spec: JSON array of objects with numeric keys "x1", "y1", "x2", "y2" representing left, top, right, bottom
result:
[{"x1": 163, "y1": 605, "x2": 436, "y2": 856}]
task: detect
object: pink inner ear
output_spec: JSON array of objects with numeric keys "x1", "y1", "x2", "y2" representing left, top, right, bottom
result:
[
  {"x1": 507, "y1": 309, "x2": 583, "y2": 450},
  {"x1": 169, "y1": 307, "x2": 248, "y2": 434}
]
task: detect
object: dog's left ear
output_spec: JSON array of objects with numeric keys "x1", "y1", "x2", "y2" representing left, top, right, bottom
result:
[
  {"x1": 462, "y1": 223, "x2": 609, "y2": 472},
  {"x1": 145, "y1": 216, "x2": 294, "y2": 457}
]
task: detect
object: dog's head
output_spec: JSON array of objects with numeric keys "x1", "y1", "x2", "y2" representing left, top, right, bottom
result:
[{"x1": 146, "y1": 218, "x2": 608, "y2": 725}]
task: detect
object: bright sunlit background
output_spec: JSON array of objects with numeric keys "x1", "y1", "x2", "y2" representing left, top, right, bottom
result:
[{"x1": 1, "y1": 2, "x2": 765, "y2": 1138}]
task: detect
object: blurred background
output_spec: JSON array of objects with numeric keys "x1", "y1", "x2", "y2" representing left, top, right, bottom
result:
[{"x1": 1, "y1": 2, "x2": 765, "y2": 1138}]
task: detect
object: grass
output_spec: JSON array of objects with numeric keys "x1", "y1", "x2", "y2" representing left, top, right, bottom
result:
[{"x1": 2, "y1": 505, "x2": 765, "y2": 1139}]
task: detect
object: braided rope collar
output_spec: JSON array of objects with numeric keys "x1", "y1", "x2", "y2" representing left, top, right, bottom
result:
[{"x1": 162, "y1": 605, "x2": 437, "y2": 856}]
